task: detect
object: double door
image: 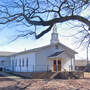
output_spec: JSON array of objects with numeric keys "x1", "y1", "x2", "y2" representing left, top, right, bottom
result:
[{"x1": 53, "y1": 60, "x2": 61, "y2": 71}]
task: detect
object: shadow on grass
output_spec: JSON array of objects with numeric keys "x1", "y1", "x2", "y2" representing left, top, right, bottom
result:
[
  {"x1": 0, "y1": 78, "x2": 14, "y2": 81},
  {"x1": 0, "y1": 81, "x2": 33, "y2": 90}
]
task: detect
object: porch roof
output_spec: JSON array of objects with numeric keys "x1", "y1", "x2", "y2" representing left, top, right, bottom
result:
[{"x1": 48, "y1": 51, "x2": 64, "y2": 58}]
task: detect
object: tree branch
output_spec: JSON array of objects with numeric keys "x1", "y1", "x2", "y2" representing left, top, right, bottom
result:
[
  {"x1": 24, "y1": 15, "x2": 90, "y2": 28},
  {"x1": 35, "y1": 24, "x2": 53, "y2": 39}
]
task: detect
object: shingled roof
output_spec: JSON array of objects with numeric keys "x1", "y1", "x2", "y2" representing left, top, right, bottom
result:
[
  {"x1": 11, "y1": 42, "x2": 77, "y2": 56},
  {"x1": 0, "y1": 51, "x2": 16, "y2": 57}
]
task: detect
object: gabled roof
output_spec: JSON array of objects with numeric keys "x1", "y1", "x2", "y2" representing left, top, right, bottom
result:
[
  {"x1": 48, "y1": 51, "x2": 64, "y2": 57},
  {"x1": 0, "y1": 51, "x2": 16, "y2": 57},
  {"x1": 58, "y1": 43, "x2": 77, "y2": 54},
  {"x1": 11, "y1": 42, "x2": 77, "y2": 56}
]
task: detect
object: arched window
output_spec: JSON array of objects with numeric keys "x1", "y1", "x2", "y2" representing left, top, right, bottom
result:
[
  {"x1": 22, "y1": 59, "x2": 24, "y2": 66},
  {"x1": 55, "y1": 45, "x2": 59, "y2": 49},
  {"x1": 15, "y1": 59, "x2": 17, "y2": 66},
  {"x1": 26, "y1": 58, "x2": 28, "y2": 66},
  {"x1": 19, "y1": 59, "x2": 21, "y2": 66}
]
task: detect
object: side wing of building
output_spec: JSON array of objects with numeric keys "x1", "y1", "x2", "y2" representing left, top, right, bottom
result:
[
  {"x1": 0, "y1": 56, "x2": 10, "y2": 70},
  {"x1": 9, "y1": 52, "x2": 36, "y2": 72}
]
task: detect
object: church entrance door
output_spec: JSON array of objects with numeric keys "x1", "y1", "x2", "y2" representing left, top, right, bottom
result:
[
  {"x1": 53, "y1": 60, "x2": 57, "y2": 71},
  {"x1": 53, "y1": 60, "x2": 61, "y2": 71}
]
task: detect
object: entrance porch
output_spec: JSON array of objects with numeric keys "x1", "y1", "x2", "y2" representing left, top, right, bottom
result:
[
  {"x1": 48, "y1": 51, "x2": 75, "y2": 72},
  {"x1": 48, "y1": 51, "x2": 64, "y2": 72}
]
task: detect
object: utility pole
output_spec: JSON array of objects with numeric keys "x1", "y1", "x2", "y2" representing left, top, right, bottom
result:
[{"x1": 86, "y1": 45, "x2": 88, "y2": 65}]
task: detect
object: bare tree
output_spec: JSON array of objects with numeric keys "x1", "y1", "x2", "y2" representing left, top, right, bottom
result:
[
  {"x1": 0, "y1": 0, "x2": 90, "y2": 44},
  {"x1": 70, "y1": 23, "x2": 90, "y2": 48}
]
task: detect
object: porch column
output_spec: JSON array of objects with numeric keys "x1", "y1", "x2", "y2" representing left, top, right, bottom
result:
[
  {"x1": 56, "y1": 57, "x2": 58, "y2": 72},
  {"x1": 73, "y1": 56, "x2": 75, "y2": 71},
  {"x1": 71, "y1": 58, "x2": 73, "y2": 71},
  {"x1": 71, "y1": 56, "x2": 75, "y2": 71}
]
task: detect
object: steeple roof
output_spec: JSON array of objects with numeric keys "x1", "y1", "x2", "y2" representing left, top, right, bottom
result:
[{"x1": 50, "y1": 13, "x2": 59, "y2": 44}]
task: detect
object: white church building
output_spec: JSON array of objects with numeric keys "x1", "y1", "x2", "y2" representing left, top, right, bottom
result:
[{"x1": 0, "y1": 23, "x2": 77, "y2": 72}]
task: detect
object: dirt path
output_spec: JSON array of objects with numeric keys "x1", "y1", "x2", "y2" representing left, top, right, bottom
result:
[{"x1": 0, "y1": 72, "x2": 90, "y2": 90}]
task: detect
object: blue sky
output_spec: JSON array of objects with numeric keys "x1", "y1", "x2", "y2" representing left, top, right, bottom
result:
[{"x1": 0, "y1": 0, "x2": 89, "y2": 60}]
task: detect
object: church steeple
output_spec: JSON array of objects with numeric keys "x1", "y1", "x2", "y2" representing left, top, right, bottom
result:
[{"x1": 50, "y1": 13, "x2": 59, "y2": 44}]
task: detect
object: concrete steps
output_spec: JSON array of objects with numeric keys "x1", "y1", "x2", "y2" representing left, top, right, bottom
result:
[
  {"x1": 9, "y1": 71, "x2": 84, "y2": 79},
  {"x1": 12, "y1": 72, "x2": 55, "y2": 79}
]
